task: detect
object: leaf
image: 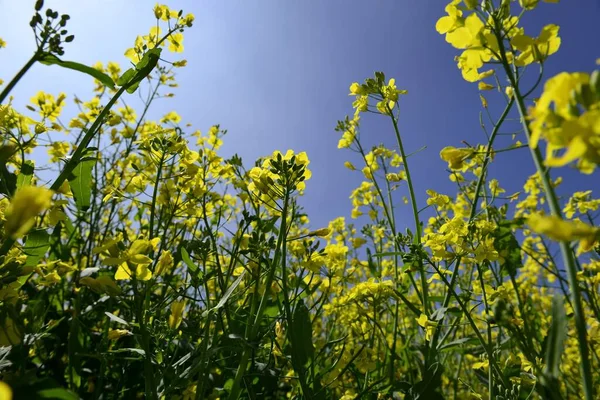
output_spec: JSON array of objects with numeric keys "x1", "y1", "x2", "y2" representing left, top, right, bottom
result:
[
  {"x1": 202, "y1": 271, "x2": 245, "y2": 317},
  {"x1": 39, "y1": 53, "x2": 115, "y2": 89},
  {"x1": 12, "y1": 378, "x2": 79, "y2": 400},
  {"x1": 16, "y1": 160, "x2": 34, "y2": 189},
  {"x1": 291, "y1": 299, "x2": 315, "y2": 369},
  {"x1": 538, "y1": 295, "x2": 567, "y2": 400},
  {"x1": 23, "y1": 229, "x2": 50, "y2": 267},
  {"x1": 105, "y1": 311, "x2": 129, "y2": 326},
  {"x1": 116, "y1": 68, "x2": 136, "y2": 86},
  {"x1": 68, "y1": 152, "x2": 96, "y2": 212},
  {"x1": 0, "y1": 145, "x2": 17, "y2": 196},
  {"x1": 372, "y1": 251, "x2": 405, "y2": 258},
  {"x1": 544, "y1": 295, "x2": 567, "y2": 379},
  {"x1": 181, "y1": 247, "x2": 197, "y2": 272},
  {"x1": 121, "y1": 48, "x2": 163, "y2": 94},
  {"x1": 110, "y1": 348, "x2": 145, "y2": 357},
  {"x1": 492, "y1": 219, "x2": 523, "y2": 277},
  {"x1": 437, "y1": 337, "x2": 479, "y2": 352},
  {"x1": 36, "y1": 388, "x2": 80, "y2": 400}
]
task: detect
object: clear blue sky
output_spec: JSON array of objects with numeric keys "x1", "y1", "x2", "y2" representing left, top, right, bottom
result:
[{"x1": 1, "y1": 1, "x2": 599, "y2": 229}]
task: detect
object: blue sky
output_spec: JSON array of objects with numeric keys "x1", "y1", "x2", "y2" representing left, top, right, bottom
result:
[{"x1": 1, "y1": 0, "x2": 599, "y2": 229}]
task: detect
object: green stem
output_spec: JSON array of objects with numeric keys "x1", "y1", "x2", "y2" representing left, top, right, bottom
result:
[
  {"x1": 227, "y1": 194, "x2": 290, "y2": 400},
  {"x1": 385, "y1": 105, "x2": 429, "y2": 312},
  {"x1": 492, "y1": 18, "x2": 593, "y2": 399},
  {"x1": 50, "y1": 86, "x2": 127, "y2": 191},
  {"x1": 0, "y1": 51, "x2": 41, "y2": 105},
  {"x1": 148, "y1": 153, "x2": 165, "y2": 239},
  {"x1": 0, "y1": 86, "x2": 127, "y2": 258},
  {"x1": 431, "y1": 261, "x2": 510, "y2": 390},
  {"x1": 135, "y1": 285, "x2": 157, "y2": 400},
  {"x1": 429, "y1": 98, "x2": 514, "y2": 355}
]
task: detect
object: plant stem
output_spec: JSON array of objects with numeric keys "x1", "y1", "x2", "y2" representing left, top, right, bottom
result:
[
  {"x1": 227, "y1": 193, "x2": 290, "y2": 400},
  {"x1": 430, "y1": 97, "x2": 514, "y2": 354},
  {"x1": 385, "y1": 105, "x2": 429, "y2": 312},
  {"x1": 492, "y1": 16, "x2": 593, "y2": 400},
  {"x1": 50, "y1": 86, "x2": 127, "y2": 191},
  {"x1": 0, "y1": 51, "x2": 41, "y2": 105}
]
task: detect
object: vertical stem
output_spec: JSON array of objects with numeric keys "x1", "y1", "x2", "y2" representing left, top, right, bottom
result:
[
  {"x1": 228, "y1": 193, "x2": 290, "y2": 400},
  {"x1": 429, "y1": 98, "x2": 514, "y2": 353},
  {"x1": 385, "y1": 106, "x2": 429, "y2": 311},
  {"x1": 492, "y1": 18, "x2": 593, "y2": 400}
]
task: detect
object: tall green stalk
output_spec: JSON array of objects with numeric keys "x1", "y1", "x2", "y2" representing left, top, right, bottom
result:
[
  {"x1": 0, "y1": 51, "x2": 42, "y2": 105},
  {"x1": 492, "y1": 16, "x2": 594, "y2": 400},
  {"x1": 227, "y1": 192, "x2": 290, "y2": 400}
]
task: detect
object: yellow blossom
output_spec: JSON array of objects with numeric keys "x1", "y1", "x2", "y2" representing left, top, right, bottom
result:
[
  {"x1": 169, "y1": 300, "x2": 186, "y2": 329},
  {"x1": 527, "y1": 213, "x2": 600, "y2": 254},
  {"x1": 4, "y1": 186, "x2": 53, "y2": 239}
]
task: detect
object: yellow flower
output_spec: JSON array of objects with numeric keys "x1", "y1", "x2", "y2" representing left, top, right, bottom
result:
[
  {"x1": 505, "y1": 86, "x2": 514, "y2": 98},
  {"x1": 478, "y1": 82, "x2": 495, "y2": 91},
  {"x1": 48, "y1": 141, "x2": 70, "y2": 162},
  {"x1": 445, "y1": 13, "x2": 484, "y2": 49},
  {"x1": 30, "y1": 91, "x2": 67, "y2": 121},
  {"x1": 102, "y1": 239, "x2": 154, "y2": 281},
  {"x1": 124, "y1": 35, "x2": 144, "y2": 64},
  {"x1": 527, "y1": 213, "x2": 600, "y2": 254},
  {"x1": 79, "y1": 275, "x2": 122, "y2": 296},
  {"x1": 529, "y1": 70, "x2": 599, "y2": 172},
  {"x1": 155, "y1": 250, "x2": 174, "y2": 275},
  {"x1": 169, "y1": 300, "x2": 186, "y2": 329},
  {"x1": 519, "y1": 0, "x2": 539, "y2": 10},
  {"x1": 344, "y1": 161, "x2": 356, "y2": 170},
  {"x1": 0, "y1": 381, "x2": 12, "y2": 400},
  {"x1": 512, "y1": 24, "x2": 561, "y2": 66},
  {"x1": 108, "y1": 329, "x2": 131, "y2": 340},
  {"x1": 4, "y1": 186, "x2": 53, "y2": 239},
  {"x1": 349, "y1": 82, "x2": 364, "y2": 95},
  {"x1": 143, "y1": 26, "x2": 162, "y2": 49},
  {"x1": 168, "y1": 32, "x2": 184, "y2": 53},
  {"x1": 440, "y1": 146, "x2": 475, "y2": 170},
  {"x1": 180, "y1": 13, "x2": 195, "y2": 27},
  {"x1": 416, "y1": 314, "x2": 437, "y2": 342},
  {"x1": 161, "y1": 111, "x2": 182, "y2": 124},
  {"x1": 435, "y1": 1, "x2": 463, "y2": 35}
]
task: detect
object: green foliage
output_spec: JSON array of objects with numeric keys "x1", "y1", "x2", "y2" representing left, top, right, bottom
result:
[{"x1": 0, "y1": 1, "x2": 599, "y2": 400}]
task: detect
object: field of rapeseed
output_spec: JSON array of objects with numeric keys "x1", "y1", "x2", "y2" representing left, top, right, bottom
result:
[{"x1": 0, "y1": 1, "x2": 599, "y2": 399}]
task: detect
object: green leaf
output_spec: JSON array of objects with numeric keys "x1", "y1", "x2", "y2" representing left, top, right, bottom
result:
[
  {"x1": 538, "y1": 294, "x2": 567, "y2": 399},
  {"x1": 372, "y1": 251, "x2": 405, "y2": 258},
  {"x1": 0, "y1": 145, "x2": 17, "y2": 196},
  {"x1": 492, "y1": 218, "x2": 523, "y2": 277},
  {"x1": 135, "y1": 48, "x2": 162, "y2": 71},
  {"x1": 36, "y1": 388, "x2": 80, "y2": 400},
  {"x1": 24, "y1": 229, "x2": 50, "y2": 267},
  {"x1": 121, "y1": 48, "x2": 162, "y2": 94},
  {"x1": 116, "y1": 68, "x2": 136, "y2": 86},
  {"x1": 181, "y1": 247, "x2": 197, "y2": 272},
  {"x1": 16, "y1": 160, "x2": 34, "y2": 189},
  {"x1": 437, "y1": 337, "x2": 479, "y2": 352},
  {"x1": 13, "y1": 378, "x2": 79, "y2": 400},
  {"x1": 544, "y1": 295, "x2": 567, "y2": 379},
  {"x1": 291, "y1": 299, "x2": 315, "y2": 369},
  {"x1": 105, "y1": 311, "x2": 129, "y2": 326},
  {"x1": 39, "y1": 53, "x2": 115, "y2": 89},
  {"x1": 110, "y1": 348, "x2": 145, "y2": 357},
  {"x1": 68, "y1": 152, "x2": 96, "y2": 212},
  {"x1": 202, "y1": 271, "x2": 245, "y2": 317}
]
